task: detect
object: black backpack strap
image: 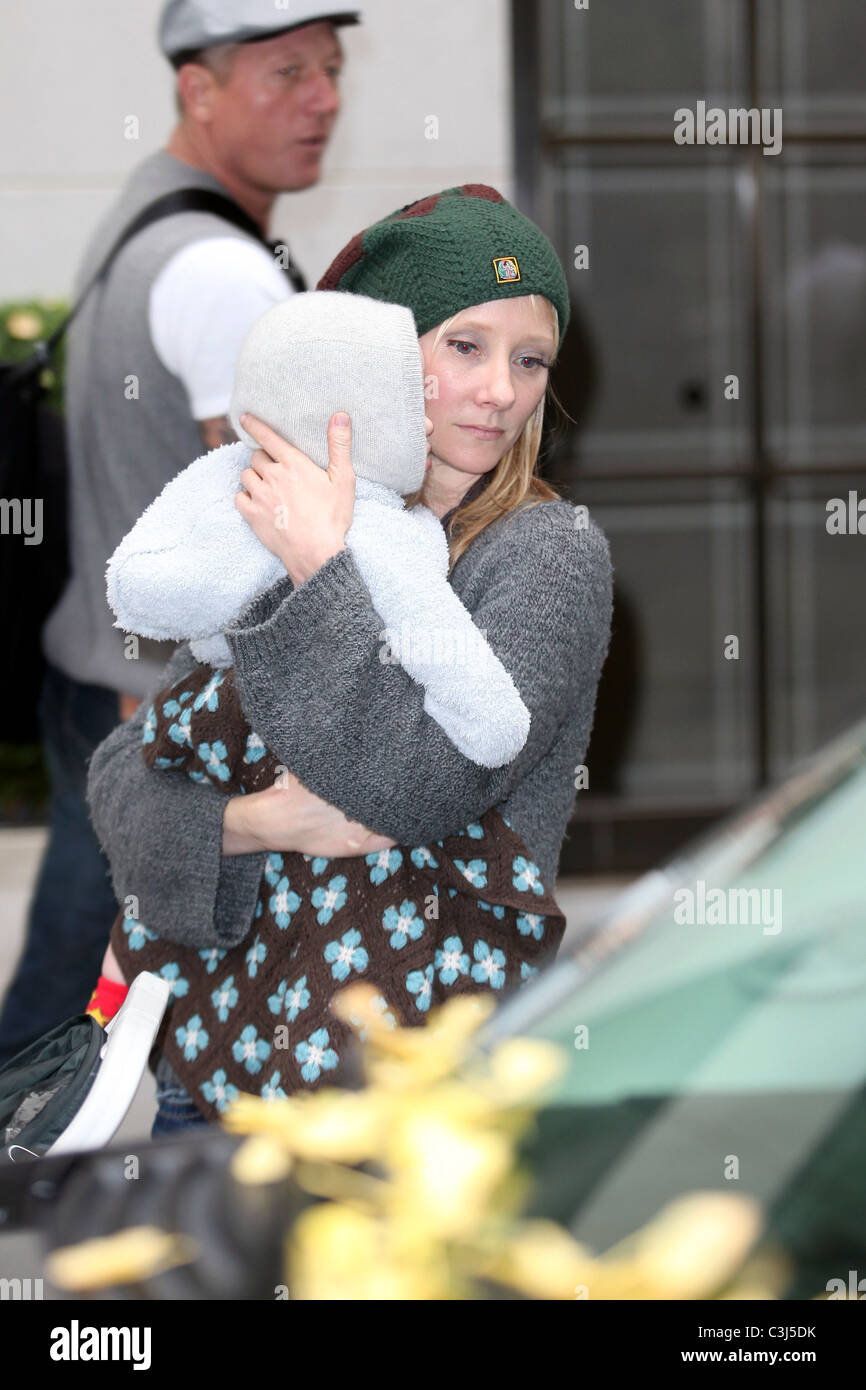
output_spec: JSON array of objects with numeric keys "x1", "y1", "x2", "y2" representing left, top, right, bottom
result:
[{"x1": 44, "y1": 187, "x2": 305, "y2": 353}]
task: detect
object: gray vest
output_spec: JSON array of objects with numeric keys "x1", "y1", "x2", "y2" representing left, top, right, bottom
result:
[{"x1": 42, "y1": 150, "x2": 294, "y2": 697}]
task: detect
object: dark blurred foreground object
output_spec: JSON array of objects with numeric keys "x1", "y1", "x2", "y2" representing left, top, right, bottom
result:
[
  {"x1": 1, "y1": 718, "x2": 864, "y2": 1299},
  {"x1": 0, "y1": 1129, "x2": 310, "y2": 1299}
]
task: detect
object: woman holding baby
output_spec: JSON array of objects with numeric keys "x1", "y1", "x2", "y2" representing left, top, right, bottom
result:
[{"x1": 87, "y1": 185, "x2": 613, "y2": 1132}]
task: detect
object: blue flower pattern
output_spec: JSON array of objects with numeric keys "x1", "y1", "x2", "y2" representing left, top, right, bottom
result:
[
  {"x1": 366, "y1": 848, "x2": 403, "y2": 885},
  {"x1": 245, "y1": 936, "x2": 267, "y2": 978},
  {"x1": 261, "y1": 1071, "x2": 288, "y2": 1101},
  {"x1": 265, "y1": 853, "x2": 285, "y2": 886},
  {"x1": 233, "y1": 1024, "x2": 271, "y2": 1075},
  {"x1": 285, "y1": 976, "x2": 311, "y2": 1021},
  {"x1": 243, "y1": 730, "x2": 266, "y2": 764},
  {"x1": 311, "y1": 875, "x2": 347, "y2": 925},
  {"x1": 196, "y1": 740, "x2": 230, "y2": 782},
  {"x1": 163, "y1": 690, "x2": 194, "y2": 748},
  {"x1": 406, "y1": 963, "x2": 435, "y2": 1013},
  {"x1": 382, "y1": 899, "x2": 425, "y2": 950},
  {"x1": 455, "y1": 858, "x2": 488, "y2": 888},
  {"x1": 270, "y1": 876, "x2": 301, "y2": 929},
  {"x1": 435, "y1": 936, "x2": 469, "y2": 986},
  {"x1": 410, "y1": 845, "x2": 438, "y2": 870},
  {"x1": 175, "y1": 1013, "x2": 209, "y2": 1061},
  {"x1": 201, "y1": 1069, "x2": 239, "y2": 1113},
  {"x1": 134, "y1": 680, "x2": 564, "y2": 1108},
  {"x1": 198, "y1": 946, "x2": 227, "y2": 974},
  {"x1": 517, "y1": 912, "x2": 546, "y2": 940},
  {"x1": 512, "y1": 855, "x2": 544, "y2": 896},
  {"x1": 295, "y1": 1028, "x2": 339, "y2": 1083},
  {"x1": 193, "y1": 670, "x2": 225, "y2": 712},
  {"x1": 324, "y1": 928, "x2": 368, "y2": 982},
  {"x1": 471, "y1": 939, "x2": 506, "y2": 989},
  {"x1": 121, "y1": 917, "x2": 157, "y2": 951},
  {"x1": 159, "y1": 962, "x2": 189, "y2": 998},
  {"x1": 212, "y1": 975, "x2": 238, "y2": 1021},
  {"x1": 302, "y1": 855, "x2": 330, "y2": 876}
]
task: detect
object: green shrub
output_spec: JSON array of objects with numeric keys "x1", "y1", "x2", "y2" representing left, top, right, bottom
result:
[{"x1": 1, "y1": 298, "x2": 70, "y2": 412}]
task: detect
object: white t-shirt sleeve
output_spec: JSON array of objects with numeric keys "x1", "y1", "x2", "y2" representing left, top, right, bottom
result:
[{"x1": 148, "y1": 236, "x2": 295, "y2": 421}]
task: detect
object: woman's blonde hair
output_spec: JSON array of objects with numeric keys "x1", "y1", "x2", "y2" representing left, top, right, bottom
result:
[{"x1": 405, "y1": 295, "x2": 565, "y2": 569}]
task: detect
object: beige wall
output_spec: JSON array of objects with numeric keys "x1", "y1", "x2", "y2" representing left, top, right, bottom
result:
[{"x1": 0, "y1": 0, "x2": 514, "y2": 300}]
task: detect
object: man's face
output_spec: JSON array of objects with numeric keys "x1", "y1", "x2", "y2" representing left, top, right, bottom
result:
[{"x1": 200, "y1": 22, "x2": 344, "y2": 193}]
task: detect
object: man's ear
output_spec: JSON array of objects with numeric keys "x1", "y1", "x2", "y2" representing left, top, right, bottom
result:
[{"x1": 176, "y1": 62, "x2": 220, "y2": 123}]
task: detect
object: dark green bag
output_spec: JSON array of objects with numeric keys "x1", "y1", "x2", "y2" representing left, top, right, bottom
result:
[{"x1": 0, "y1": 1015, "x2": 104, "y2": 1159}]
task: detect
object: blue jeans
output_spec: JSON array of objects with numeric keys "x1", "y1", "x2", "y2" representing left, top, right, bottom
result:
[
  {"x1": 151, "y1": 1054, "x2": 211, "y2": 1136},
  {"x1": 0, "y1": 662, "x2": 121, "y2": 1065}
]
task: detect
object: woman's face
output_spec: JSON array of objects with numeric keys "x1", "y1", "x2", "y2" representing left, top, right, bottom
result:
[{"x1": 419, "y1": 296, "x2": 556, "y2": 478}]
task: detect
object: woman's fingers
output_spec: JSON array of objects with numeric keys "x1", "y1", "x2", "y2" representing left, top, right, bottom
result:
[
  {"x1": 340, "y1": 822, "x2": 396, "y2": 854},
  {"x1": 238, "y1": 782, "x2": 396, "y2": 858},
  {"x1": 240, "y1": 413, "x2": 283, "y2": 456},
  {"x1": 234, "y1": 411, "x2": 355, "y2": 584},
  {"x1": 326, "y1": 412, "x2": 353, "y2": 482},
  {"x1": 241, "y1": 412, "x2": 355, "y2": 482},
  {"x1": 241, "y1": 413, "x2": 315, "y2": 471}
]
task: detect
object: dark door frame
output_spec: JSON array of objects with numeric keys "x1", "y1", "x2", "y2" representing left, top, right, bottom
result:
[{"x1": 512, "y1": 0, "x2": 866, "y2": 872}]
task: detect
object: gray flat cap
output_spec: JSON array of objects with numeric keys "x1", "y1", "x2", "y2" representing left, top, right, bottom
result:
[{"x1": 159, "y1": 1, "x2": 361, "y2": 61}]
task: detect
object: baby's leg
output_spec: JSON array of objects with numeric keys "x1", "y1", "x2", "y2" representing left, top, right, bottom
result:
[
  {"x1": 101, "y1": 942, "x2": 126, "y2": 984},
  {"x1": 85, "y1": 942, "x2": 129, "y2": 1026}
]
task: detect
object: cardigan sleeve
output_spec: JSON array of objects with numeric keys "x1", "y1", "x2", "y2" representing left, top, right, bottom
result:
[
  {"x1": 87, "y1": 503, "x2": 613, "y2": 949},
  {"x1": 225, "y1": 503, "x2": 614, "y2": 846},
  {"x1": 86, "y1": 642, "x2": 267, "y2": 949}
]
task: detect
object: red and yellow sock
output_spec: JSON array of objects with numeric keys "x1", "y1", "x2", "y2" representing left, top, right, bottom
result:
[{"x1": 85, "y1": 975, "x2": 130, "y2": 1028}]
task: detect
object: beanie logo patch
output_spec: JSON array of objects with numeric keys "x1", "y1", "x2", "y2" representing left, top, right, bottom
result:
[{"x1": 493, "y1": 255, "x2": 521, "y2": 284}]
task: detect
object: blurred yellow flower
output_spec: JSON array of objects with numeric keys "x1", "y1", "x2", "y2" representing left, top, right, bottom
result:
[
  {"x1": 476, "y1": 1220, "x2": 596, "y2": 1300},
  {"x1": 597, "y1": 1192, "x2": 765, "y2": 1300},
  {"x1": 224, "y1": 1088, "x2": 386, "y2": 1164},
  {"x1": 291, "y1": 1203, "x2": 451, "y2": 1300},
  {"x1": 46, "y1": 1226, "x2": 198, "y2": 1292},
  {"x1": 466, "y1": 1037, "x2": 566, "y2": 1105},
  {"x1": 45, "y1": 992, "x2": 785, "y2": 1302},
  {"x1": 334, "y1": 984, "x2": 495, "y2": 1089},
  {"x1": 229, "y1": 1134, "x2": 294, "y2": 1185},
  {"x1": 385, "y1": 1102, "x2": 513, "y2": 1241}
]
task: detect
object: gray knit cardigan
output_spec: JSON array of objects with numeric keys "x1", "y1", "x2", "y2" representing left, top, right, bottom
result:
[{"x1": 86, "y1": 498, "x2": 613, "y2": 950}]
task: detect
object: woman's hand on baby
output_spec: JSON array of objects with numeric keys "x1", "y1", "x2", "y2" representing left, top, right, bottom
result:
[
  {"x1": 222, "y1": 776, "x2": 396, "y2": 858},
  {"x1": 235, "y1": 411, "x2": 356, "y2": 588}
]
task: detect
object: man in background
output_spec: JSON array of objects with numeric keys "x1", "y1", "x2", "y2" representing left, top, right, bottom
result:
[{"x1": 0, "y1": 0, "x2": 360, "y2": 1062}]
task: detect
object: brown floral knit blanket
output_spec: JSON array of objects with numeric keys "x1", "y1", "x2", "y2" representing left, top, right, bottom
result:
[{"x1": 108, "y1": 662, "x2": 566, "y2": 1123}]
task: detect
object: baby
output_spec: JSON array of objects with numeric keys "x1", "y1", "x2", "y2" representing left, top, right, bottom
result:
[{"x1": 87, "y1": 290, "x2": 532, "y2": 1025}]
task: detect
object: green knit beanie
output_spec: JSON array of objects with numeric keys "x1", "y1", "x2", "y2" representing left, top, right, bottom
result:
[{"x1": 317, "y1": 184, "x2": 570, "y2": 343}]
